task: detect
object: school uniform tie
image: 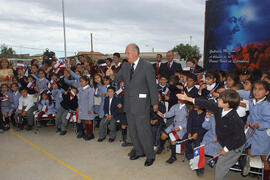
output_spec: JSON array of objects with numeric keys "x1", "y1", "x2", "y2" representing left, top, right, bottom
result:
[{"x1": 130, "y1": 63, "x2": 135, "y2": 80}]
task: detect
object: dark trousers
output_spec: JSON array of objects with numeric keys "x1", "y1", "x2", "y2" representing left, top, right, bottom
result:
[
  {"x1": 126, "y1": 112, "x2": 155, "y2": 159},
  {"x1": 151, "y1": 125, "x2": 162, "y2": 146},
  {"x1": 184, "y1": 133, "x2": 203, "y2": 160}
]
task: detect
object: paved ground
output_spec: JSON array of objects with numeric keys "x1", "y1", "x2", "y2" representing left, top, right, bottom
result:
[{"x1": 0, "y1": 126, "x2": 257, "y2": 180}]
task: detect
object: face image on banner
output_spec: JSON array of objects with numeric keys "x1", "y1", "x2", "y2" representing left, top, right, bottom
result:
[{"x1": 204, "y1": 0, "x2": 270, "y2": 72}]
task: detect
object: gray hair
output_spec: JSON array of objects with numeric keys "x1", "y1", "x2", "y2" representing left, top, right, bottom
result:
[{"x1": 127, "y1": 43, "x2": 140, "y2": 55}]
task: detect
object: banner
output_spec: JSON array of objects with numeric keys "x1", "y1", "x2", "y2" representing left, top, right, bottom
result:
[{"x1": 204, "y1": 0, "x2": 270, "y2": 72}]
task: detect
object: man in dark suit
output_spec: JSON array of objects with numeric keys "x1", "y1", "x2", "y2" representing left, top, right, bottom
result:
[
  {"x1": 152, "y1": 54, "x2": 163, "y2": 78},
  {"x1": 160, "y1": 51, "x2": 182, "y2": 78},
  {"x1": 106, "y1": 43, "x2": 158, "y2": 167}
]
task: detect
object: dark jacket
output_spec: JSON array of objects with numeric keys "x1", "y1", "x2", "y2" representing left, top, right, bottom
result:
[
  {"x1": 103, "y1": 96, "x2": 121, "y2": 118},
  {"x1": 184, "y1": 86, "x2": 199, "y2": 98},
  {"x1": 159, "y1": 61, "x2": 182, "y2": 78},
  {"x1": 60, "y1": 93, "x2": 78, "y2": 111},
  {"x1": 195, "y1": 98, "x2": 246, "y2": 151},
  {"x1": 187, "y1": 110, "x2": 207, "y2": 140},
  {"x1": 150, "y1": 101, "x2": 166, "y2": 126}
]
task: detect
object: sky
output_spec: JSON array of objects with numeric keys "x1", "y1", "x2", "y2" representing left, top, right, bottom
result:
[{"x1": 0, "y1": 0, "x2": 205, "y2": 57}]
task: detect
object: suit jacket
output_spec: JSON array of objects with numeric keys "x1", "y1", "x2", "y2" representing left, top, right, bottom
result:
[
  {"x1": 103, "y1": 96, "x2": 121, "y2": 118},
  {"x1": 159, "y1": 61, "x2": 182, "y2": 78},
  {"x1": 195, "y1": 98, "x2": 246, "y2": 151},
  {"x1": 152, "y1": 62, "x2": 163, "y2": 76},
  {"x1": 114, "y1": 58, "x2": 158, "y2": 115}
]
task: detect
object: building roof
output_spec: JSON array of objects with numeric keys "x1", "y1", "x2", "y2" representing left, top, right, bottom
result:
[{"x1": 78, "y1": 51, "x2": 104, "y2": 56}]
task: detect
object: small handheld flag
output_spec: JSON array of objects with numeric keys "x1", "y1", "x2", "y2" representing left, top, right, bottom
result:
[
  {"x1": 116, "y1": 87, "x2": 125, "y2": 97},
  {"x1": 190, "y1": 145, "x2": 205, "y2": 170},
  {"x1": 169, "y1": 130, "x2": 180, "y2": 141},
  {"x1": 208, "y1": 155, "x2": 219, "y2": 168}
]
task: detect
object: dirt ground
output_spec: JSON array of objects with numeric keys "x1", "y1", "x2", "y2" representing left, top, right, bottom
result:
[{"x1": 0, "y1": 126, "x2": 257, "y2": 180}]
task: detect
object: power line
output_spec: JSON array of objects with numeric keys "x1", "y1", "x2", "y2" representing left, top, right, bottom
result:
[{"x1": 1, "y1": 43, "x2": 75, "y2": 54}]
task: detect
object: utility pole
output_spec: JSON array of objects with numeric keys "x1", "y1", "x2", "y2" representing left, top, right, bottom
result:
[
  {"x1": 90, "y1": 33, "x2": 93, "y2": 52},
  {"x1": 62, "y1": 0, "x2": 67, "y2": 59}
]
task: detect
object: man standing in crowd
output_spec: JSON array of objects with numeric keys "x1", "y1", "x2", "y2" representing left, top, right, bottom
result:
[
  {"x1": 160, "y1": 51, "x2": 182, "y2": 77},
  {"x1": 106, "y1": 43, "x2": 158, "y2": 167},
  {"x1": 153, "y1": 54, "x2": 163, "y2": 78}
]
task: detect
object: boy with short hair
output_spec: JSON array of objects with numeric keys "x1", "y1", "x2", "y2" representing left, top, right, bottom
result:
[
  {"x1": 177, "y1": 89, "x2": 246, "y2": 180},
  {"x1": 98, "y1": 86, "x2": 122, "y2": 142},
  {"x1": 18, "y1": 88, "x2": 36, "y2": 130},
  {"x1": 184, "y1": 73, "x2": 198, "y2": 98}
]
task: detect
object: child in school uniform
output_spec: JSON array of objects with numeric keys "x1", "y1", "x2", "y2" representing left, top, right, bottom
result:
[
  {"x1": 93, "y1": 74, "x2": 107, "y2": 127},
  {"x1": 51, "y1": 83, "x2": 64, "y2": 113},
  {"x1": 198, "y1": 70, "x2": 223, "y2": 101},
  {"x1": 177, "y1": 89, "x2": 246, "y2": 180},
  {"x1": 10, "y1": 83, "x2": 21, "y2": 127},
  {"x1": 184, "y1": 73, "x2": 199, "y2": 98},
  {"x1": 55, "y1": 87, "x2": 78, "y2": 136},
  {"x1": 184, "y1": 105, "x2": 207, "y2": 176},
  {"x1": 0, "y1": 84, "x2": 13, "y2": 130},
  {"x1": 35, "y1": 69, "x2": 49, "y2": 95},
  {"x1": 18, "y1": 88, "x2": 36, "y2": 130},
  {"x1": 36, "y1": 90, "x2": 54, "y2": 120},
  {"x1": 157, "y1": 75, "x2": 169, "y2": 97},
  {"x1": 150, "y1": 92, "x2": 166, "y2": 149},
  {"x1": 77, "y1": 76, "x2": 95, "y2": 141},
  {"x1": 201, "y1": 111, "x2": 218, "y2": 157},
  {"x1": 168, "y1": 75, "x2": 182, "y2": 110},
  {"x1": 98, "y1": 86, "x2": 122, "y2": 142},
  {"x1": 240, "y1": 81, "x2": 270, "y2": 179},
  {"x1": 156, "y1": 99, "x2": 187, "y2": 164}
]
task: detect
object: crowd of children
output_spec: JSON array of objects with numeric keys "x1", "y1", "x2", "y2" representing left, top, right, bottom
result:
[{"x1": 0, "y1": 54, "x2": 269, "y2": 180}]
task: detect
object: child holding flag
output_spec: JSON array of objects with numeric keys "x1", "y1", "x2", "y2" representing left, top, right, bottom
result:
[
  {"x1": 177, "y1": 89, "x2": 246, "y2": 180},
  {"x1": 156, "y1": 99, "x2": 187, "y2": 164},
  {"x1": 55, "y1": 87, "x2": 78, "y2": 136}
]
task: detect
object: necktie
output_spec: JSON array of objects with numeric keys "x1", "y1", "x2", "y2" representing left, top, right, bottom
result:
[
  {"x1": 168, "y1": 63, "x2": 171, "y2": 71},
  {"x1": 130, "y1": 63, "x2": 135, "y2": 80},
  {"x1": 156, "y1": 63, "x2": 159, "y2": 77}
]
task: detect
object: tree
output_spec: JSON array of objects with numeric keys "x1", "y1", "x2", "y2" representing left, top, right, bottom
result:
[
  {"x1": 0, "y1": 44, "x2": 16, "y2": 58},
  {"x1": 172, "y1": 43, "x2": 201, "y2": 61}
]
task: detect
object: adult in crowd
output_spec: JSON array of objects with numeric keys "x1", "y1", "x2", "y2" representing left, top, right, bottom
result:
[
  {"x1": 106, "y1": 43, "x2": 158, "y2": 167},
  {"x1": 153, "y1": 54, "x2": 163, "y2": 78},
  {"x1": 160, "y1": 51, "x2": 182, "y2": 78},
  {"x1": 0, "y1": 58, "x2": 14, "y2": 86}
]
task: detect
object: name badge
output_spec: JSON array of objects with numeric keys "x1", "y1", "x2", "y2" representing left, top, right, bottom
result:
[{"x1": 139, "y1": 94, "x2": 147, "y2": 98}]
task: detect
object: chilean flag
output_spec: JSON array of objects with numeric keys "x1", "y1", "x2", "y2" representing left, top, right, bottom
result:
[
  {"x1": 190, "y1": 145, "x2": 205, "y2": 170},
  {"x1": 17, "y1": 63, "x2": 27, "y2": 70},
  {"x1": 66, "y1": 111, "x2": 78, "y2": 122},
  {"x1": 69, "y1": 89, "x2": 75, "y2": 100},
  {"x1": 0, "y1": 94, "x2": 8, "y2": 101},
  {"x1": 176, "y1": 141, "x2": 185, "y2": 155},
  {"x1": 48, "y1": 80, "x2": 56, "y2": 90},
  {"x1": 54, "y1": 59, "x2": 66, "y2": 74},
  {"x1": 208, "y1": 155, "x2": 219, "y2": 168},
  {"x1": 169, "y1": 130, "x2": 180, "y2": 141},
  {"x1": 27, "y1": 81, "x2": 35, "y2": 89},
  {"x1": 98, "y1": 63, "x2": 107, "y2": 69},
  {"x1": 116, "y1": 87, "x2": 125, "y2": 97},
  {"x1": 41, "y1": 105, "x2": 48, "y2": 113}
]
